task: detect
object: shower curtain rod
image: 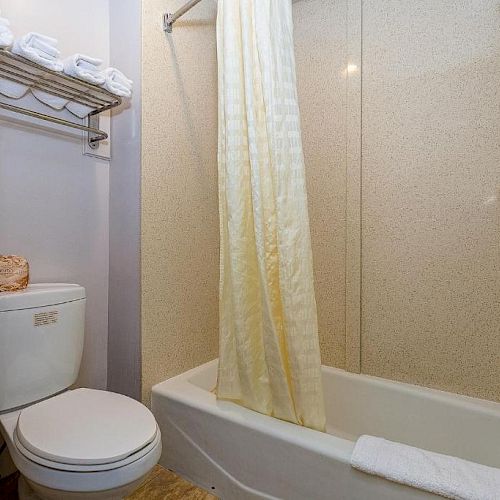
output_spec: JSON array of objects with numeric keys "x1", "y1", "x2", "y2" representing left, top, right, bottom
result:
[{"x1": 163, "y1": 0, "x2": 204, "y2": 33}]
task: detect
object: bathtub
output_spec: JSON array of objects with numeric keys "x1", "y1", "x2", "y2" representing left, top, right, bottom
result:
[{"x1": 152, "y1": 360, "x2": 500, "y2": 500}]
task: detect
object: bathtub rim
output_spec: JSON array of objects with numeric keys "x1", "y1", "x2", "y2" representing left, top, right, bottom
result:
[
  {"x1": 152, "y1": 359, "x2": 355, "y2": 465},
  {"x1": 152, "y1": 358, "x2": 500, "y2": 467}
]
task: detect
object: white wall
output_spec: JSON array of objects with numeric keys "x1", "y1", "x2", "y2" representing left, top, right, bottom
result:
[
  {"x1": 108, "y1": 0, "x2": 142, "y2": 400},
  {"x1": 0, "y1": 0, "x2": 111, "y2": 389}
]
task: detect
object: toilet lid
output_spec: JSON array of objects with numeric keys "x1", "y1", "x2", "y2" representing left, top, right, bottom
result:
[{"x1": 16, "y1": 388, "x2": 158, "y2": 466}]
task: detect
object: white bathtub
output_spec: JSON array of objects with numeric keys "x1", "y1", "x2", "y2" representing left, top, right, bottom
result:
[{"x1": 152, "y1": 360, "x2": 500, "y2": 500}]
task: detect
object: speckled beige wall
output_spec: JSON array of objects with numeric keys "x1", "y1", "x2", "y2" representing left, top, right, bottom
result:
[
  {"x1": 360, "y1": 0, "x2": 500, "y2": 401},
  {"x1": 142, "y1": 0, "x2": 498, "y2": 404},
  {"x1": 141, "y1": 0, "x2": 351, "y2": 401},
  {"x1": 141, "y1": 0, "x2": 219, "y2": 404},
  {"x1": 293, "y1": 0, "x2": 349, "y2": 369}
]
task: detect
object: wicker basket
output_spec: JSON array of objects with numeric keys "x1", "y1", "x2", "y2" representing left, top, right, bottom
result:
[{"x1": 0, "y1": 255, "x2": 29, "y2": 292}]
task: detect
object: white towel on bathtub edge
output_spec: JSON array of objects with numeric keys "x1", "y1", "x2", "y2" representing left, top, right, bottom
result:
[{"x1": 351, "y1": 435, "x2": 500, "y2": 500}]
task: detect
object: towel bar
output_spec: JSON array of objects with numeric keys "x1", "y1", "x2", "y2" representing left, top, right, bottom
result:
[{"x1": 0, "y1": 101, "x2": 108, "y2": 143}]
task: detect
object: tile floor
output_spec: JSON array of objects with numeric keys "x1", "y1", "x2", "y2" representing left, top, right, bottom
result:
[
  {"x1": 0, "y1": 470, "x2": 19, "y2": 500},
  {"x1": 0, "y1": 466, "x2": 216, "y2": 499},
  {"x1": 127, "y1": 465, "x2": 218, "y2": 500}
]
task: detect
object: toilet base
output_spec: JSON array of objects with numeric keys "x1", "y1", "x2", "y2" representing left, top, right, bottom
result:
[{"x1": 18, "y1": 474, "x2": 146, "y2": 500}]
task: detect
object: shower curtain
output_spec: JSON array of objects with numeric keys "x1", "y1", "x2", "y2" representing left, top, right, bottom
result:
[{"x1": 216, "y1": 0, "x2": 326, "y2": 432}]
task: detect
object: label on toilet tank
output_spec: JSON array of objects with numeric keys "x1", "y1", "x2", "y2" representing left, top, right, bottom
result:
[{"x1": 33, "y1": 310, "x2": 59, "y2": 327}]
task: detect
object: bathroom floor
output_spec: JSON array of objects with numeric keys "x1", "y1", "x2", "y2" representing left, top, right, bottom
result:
[
  {"x1": 0, "y1": 466, "x2": 216, "y2": 500},
  {"x1": 128, "y1": 465, "x2": 218, "y2": 499},
  {"x1": 0, "y1": 471, "x2": 19, "y2": 500}
]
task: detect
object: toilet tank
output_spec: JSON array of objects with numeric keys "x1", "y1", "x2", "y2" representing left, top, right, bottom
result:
[{"x1": 0, "y1": 284, "x2": 86, "y2": 412}]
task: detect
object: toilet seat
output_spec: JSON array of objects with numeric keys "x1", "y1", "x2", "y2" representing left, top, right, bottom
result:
[
  {"x1": 15, "y1": 388, "x2": 158, "y2": 469},
  {"x1": 14, "y1": 424, "x2": 161, "y2": 472},
  {"x1": 1, "y1": 404, "x2": 162, "y2": 494}
]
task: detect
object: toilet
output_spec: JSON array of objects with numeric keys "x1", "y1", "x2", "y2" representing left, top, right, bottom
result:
[{"x1": 0, "y1": 284, "x2": 161, "y2": 500}]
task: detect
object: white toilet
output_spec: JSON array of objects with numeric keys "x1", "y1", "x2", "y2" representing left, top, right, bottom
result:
[{"x1": 0, "y1": 284, "x2": 161, "y2": 499}]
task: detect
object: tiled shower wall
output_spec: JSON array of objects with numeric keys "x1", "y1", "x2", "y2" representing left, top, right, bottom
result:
[
  {"x1": 359, "y1": 0, "x2": 500, "y2": 401},
  {"x1": 142, "y1": 0, "x2": 499, "y2": 403},
  {"x1": 141, "y1": 0, "x2": 219, "y2": 404},
  {"x1": 294, "y1": 0, "x2": 350, "y2": 370},
  {"x1": 140, "y1": 0, "x2": 354, "y2": 403}
]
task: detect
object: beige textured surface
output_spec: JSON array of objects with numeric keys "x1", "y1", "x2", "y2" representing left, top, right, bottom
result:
[
  {"x1": 141, "y1": 0, "x2": 219, "y2": 404},
  {"x1": 0, "y1": 255, "x2": 29, "y2": 292},
  {"x1": 344, "y1": 0, "x2": 362, "y2": 373},
  {"x1": 293, "y1": 0, "x2": 348, "y2": 369},
  {"x1": 360, "y1": 0, "x2": 500, "y2": 401},
  {"x1": 127, "y1": 465, "x2": 217, "y2": 499},
  {"x1": 142, "y1": 0, "x2": 499, "y2": 404},
  {"x1": 141, "y1": 0, "x2": 351, "y2": 403}
]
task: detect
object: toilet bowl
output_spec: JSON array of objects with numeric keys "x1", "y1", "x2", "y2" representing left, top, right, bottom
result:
[
  {"x1": 0, "y1": 391, "x2": 161, "y2": 499},
  {"x1": 0, "y1": 284, "x2": 161, "y2": 499}
]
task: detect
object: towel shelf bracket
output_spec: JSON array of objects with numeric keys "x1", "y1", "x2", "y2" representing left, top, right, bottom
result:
[
  {"x1": 0, "y1": 49, "x2": 121, "y2": 147},
  {"x1": 87, "y1": 114, "x2": 103, "y2": 148}
]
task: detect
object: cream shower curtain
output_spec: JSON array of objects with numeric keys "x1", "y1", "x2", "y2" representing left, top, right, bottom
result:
[{"x1": 216, "y1": 0, "x2": 326, "y2": 432}]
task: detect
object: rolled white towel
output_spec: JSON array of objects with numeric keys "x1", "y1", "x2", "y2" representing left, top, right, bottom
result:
[
  {"x1": 351, "y1": 435, "x2": 500, "y2": 500},
  {"x1": 12, "y1": 32, "x2": 63, "y2": 72},
  {"x1": 102, "y1": 67, "x2": 132, "y2": 98},
  {"x1": 63, "y1": 54, "x2": 105, "y2": 85},
  {"x1": 0, "y1": 11, "x2": 14, "y2": 48},
  {"x1": 63, "y1": 54, "x2": 104, "y2": 117},
  {"x1": 0, "y1": 12, "x2": 26, "y2": 97}
]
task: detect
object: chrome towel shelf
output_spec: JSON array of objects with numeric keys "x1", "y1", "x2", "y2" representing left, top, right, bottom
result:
[{"x1": 0, "y1": 49, "x2": 122, "y2": 145}]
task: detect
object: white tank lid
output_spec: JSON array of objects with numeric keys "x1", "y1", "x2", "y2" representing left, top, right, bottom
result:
[
  {"x1": 0, "y1": 283, "x2": 85, "y2": 312},
  {"x1": 16, "y1": 388, "x2": 158, "y2": 466}
]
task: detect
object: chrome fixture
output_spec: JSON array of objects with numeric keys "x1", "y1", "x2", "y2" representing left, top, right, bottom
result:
[{"x1": 163, "y1": 0, "x2": 204, "y2": 33}]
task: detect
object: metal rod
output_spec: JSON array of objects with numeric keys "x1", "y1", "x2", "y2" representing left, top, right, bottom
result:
[
  {"x1": 0, "y1": 67, "x2": 103, "y2": 108},
  {"x1": 0, "y1": 63, "x2": 110, "y2": 106},
  {"x1": 0, "y1": 101, "x2": 108, "y2": 143},
  {"x1": 163, "y1": 0, "x2": 204, "y2": 33},
  {"x1": 0, "y1": 50, "x2": 119, "y2": 104}
]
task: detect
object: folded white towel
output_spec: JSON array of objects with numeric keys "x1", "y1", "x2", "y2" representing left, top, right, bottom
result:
[
  {"x1": 0, "y1": 11, "x2": 13, "y2": 48},
  {"x1": 351, "y1": 435, "x2": 500, "y2": 500},
  {"x1": 63, "y1": 54, "x2": 103, "y2": 117},
  {"x1": 0, "y1": 12, "x2": 23, "y2": 96},
  {"x1": 63, "y1": 54, "x2": 105, "y2": 85},
  {"x1": 32, "y1": 89, "x2": 68, "y2": 110},
  {"x1": 11, "y1": 33, "x2": 67, "y2": 109},
  {"x1": 66, "y1": 101, "x2": 97, "y2": 119},
  {"x1": 12, "y1": 32, "x2": 63, "y2": 72},
  {"x1": 0, "y1": 79, "x2": 28, "y2": 98},
  {"x1": 102, "y1": 67, "x2": 132, "y2": 98}
]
